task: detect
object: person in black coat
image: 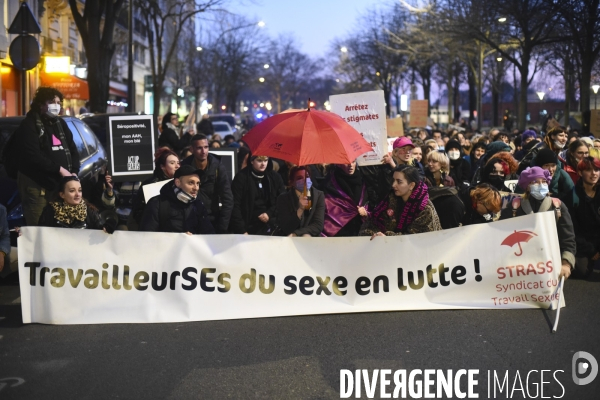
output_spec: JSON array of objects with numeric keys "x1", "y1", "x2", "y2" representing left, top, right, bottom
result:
[
  {"x1": 563, "y1": 156, "x2": 600, "y2": 278},
  {"x1": 445, "y1": 139, "x2": 471, "y2": 189},
  {"x1": 14, "y1": 87, "x2": 81, "y2": 226},
  {"x1": 460, "y1": 183, "x2": 502, "y2": 226},
  {"x1": 38, "y1": 176, "x2": 106, "y2": 230},
  {"x1": 140, "y1": 165, "x2": 214, "y2": 234},
  {"x1": 158, "y1": 112, "x2": 181, "y2": 151},
  {"x1": 427, "y1": 178, "x2": 465, "y2": 230},
  {"x1": 196, "y1": 114, "x2": 215, "y2": 137},
  {"x1": 128, "y1": 148, "x2": 180, "y2": 230},
  {"x1": 180, "y1": 134, "x2": 233, "y2": 233},
  {"x1": 276, "y1": 166, "x2": 325, "y2": 236},
  {"x1": 230, "y1": 155, "x2": 285, "y2": 234}
]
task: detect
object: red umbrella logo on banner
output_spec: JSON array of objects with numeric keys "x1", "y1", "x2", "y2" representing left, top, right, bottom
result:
[{"x1": 501, "y1": 230, "x2": 538, "y2": 256}]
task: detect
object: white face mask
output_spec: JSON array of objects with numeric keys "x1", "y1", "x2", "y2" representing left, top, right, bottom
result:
[
  {"x1": 448, "y1": 150, "x2": 460, "y2": 160},
  {"x1": 47, "y1": 104, "x2": 61, "y2": 116},
  {"x1": 554, "y1": 140, "x2": 565, "y2": 149}
]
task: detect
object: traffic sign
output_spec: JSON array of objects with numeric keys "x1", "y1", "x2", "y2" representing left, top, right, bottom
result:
[
  {"x1": 9, "y1": 35, "x2": 40, "y2": 71},
  {"x1": 8, "y1": 2, "x2": 41, "y2": 34}
]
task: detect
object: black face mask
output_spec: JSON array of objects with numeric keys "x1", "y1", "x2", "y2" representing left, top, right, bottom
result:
[{"x1": 488, "y1": 176, "x2": 505, "y2": 191}]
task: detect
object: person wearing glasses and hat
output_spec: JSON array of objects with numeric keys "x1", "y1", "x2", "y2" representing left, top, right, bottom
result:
[{"x1": 140, "y1": 165, "x2": 215, "y2": 234}]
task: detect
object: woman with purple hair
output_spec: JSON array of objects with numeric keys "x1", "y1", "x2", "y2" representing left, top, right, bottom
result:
[{"x1": 359, "y1": 165, "x2": 442, "y2": 239}]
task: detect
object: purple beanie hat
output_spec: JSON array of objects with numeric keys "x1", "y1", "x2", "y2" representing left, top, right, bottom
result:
[
  {"x1": 518, "y1": 167, "x2": 551, "y2": 190},
  {"x1": 521, "y1": 130, "x2": 537, "y2": 142}
]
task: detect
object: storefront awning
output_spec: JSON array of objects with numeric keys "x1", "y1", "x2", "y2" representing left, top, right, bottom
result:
[
  {"x1": 109, "y1": 81, "x2": 128, "y2": 98},
  {"x1": 40, "y1": 72, "x2": 89, "y2": 100}
]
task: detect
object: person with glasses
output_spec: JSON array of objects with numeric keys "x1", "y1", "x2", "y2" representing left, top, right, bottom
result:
[
  {"x1": 500, "y1": 167, "x2": 575, "y2": 280},
  {"x1": 560, "y1": 139, "x2": 589, "y2": 185},
  {"x1": 38, "y1": 176, "x2": 106, "y2": 231},
  {"x1": 460, "y1": 183, "x2": 502, "y2": 226}
]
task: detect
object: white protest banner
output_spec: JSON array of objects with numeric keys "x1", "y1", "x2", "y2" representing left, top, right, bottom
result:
[
  {"x1": 18, "y1": 213, "x2": 563, "y2": 325},
  {"x1": 329, "y1": 90, "x2": 387, "y2": 166},
  {"x1": 142, "y1": 179, "x2": 172, "y2": 202}
]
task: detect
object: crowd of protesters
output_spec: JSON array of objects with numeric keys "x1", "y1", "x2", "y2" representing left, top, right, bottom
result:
[{"x1": 2, "y1": 87, "x2": 600, "y2": 282}]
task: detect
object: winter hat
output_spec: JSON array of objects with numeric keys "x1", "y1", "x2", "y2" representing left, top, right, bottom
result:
[
  {"x1": 393, "y1": 136, "x2": 415, "y2": 149},
  {"x1": 518, "y1": 167, "x2": 551, "y2": 190},
  {"x1": 174, "y1": 164, "x2": 200, "y2": 179},
  {"x1": 579, "y1": 136, "x2": 593, "y2": 147},
  {"x1": 485, "y1": 141, "x2": 511, "y2": 158},
  {"x1": 445, "y1": 140, "x2": 462, "y2": 153},
  {"x1": 521, "y1": 130, "x2": 537, "y2": 143},
  {"x1": 534, "y1": 148, "x2": 558, "y2": 167}
]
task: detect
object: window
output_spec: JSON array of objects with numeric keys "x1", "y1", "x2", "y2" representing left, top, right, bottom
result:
[
  {"x1": 67, "y1": 121, "x2": 89, "y2": 160},
  {"x1": 74, "y1": 120, "x2": 98, "y2": 156},
  {"x1": 134, "y1": 44, "x2": 146, "y2": 65}
]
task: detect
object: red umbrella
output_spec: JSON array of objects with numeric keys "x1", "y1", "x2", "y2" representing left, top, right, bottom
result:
[
  {"x1": 242, "y1": 108, "x2": 374, "y2": 166},
  {"x1": 501, "y1": 230, "x2": 538, "y2": 256}
]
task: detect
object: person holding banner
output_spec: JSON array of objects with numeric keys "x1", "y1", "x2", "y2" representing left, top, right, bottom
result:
[
  {"x1": 38, "y1": 176, "x2": 104, "y2": 230},
  {"x1": 564, "y1": 157, "x2": 600, "y2": 278},
  {"x1": 140, "y1": 165, "x2": 214, "y2": 235},
  {"x1": 360, "y1": 165, "x2": 441, "y2": 238},
  {"x1": 276, "y1": 166, "x2": 325, "y2": 237},
  {"x1": 128, "y1": 148, "x2": 180, "y2": 230},
  {"x1": 500, "y1": 167, "x2": 575, "y2": 279}
]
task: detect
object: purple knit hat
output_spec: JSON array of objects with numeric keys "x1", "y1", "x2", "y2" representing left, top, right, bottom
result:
[{"x1": 518, "y1": 167, "x2": 551, "y2": 190}]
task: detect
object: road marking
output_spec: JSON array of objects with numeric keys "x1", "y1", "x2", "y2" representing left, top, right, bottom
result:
[{"x1": 0, "y1": 377, "x2": 25, "y2": 392}]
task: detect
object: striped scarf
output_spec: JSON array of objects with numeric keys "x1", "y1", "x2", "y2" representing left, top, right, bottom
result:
[{"x1": 396, "y1": 181, "x2": 429, "y2": 232}]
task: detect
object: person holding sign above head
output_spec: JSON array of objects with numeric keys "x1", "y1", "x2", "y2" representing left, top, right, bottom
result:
[
  {"x1": 140, "y1": 165, "x2": 215, "y2": 235},
  {"x1": 359, "y1": 165, "x2": 441, "y2": 239},
  {"x1": 38, "y1": 176, "x2": 114, "y2": 232},
  {"x1": 181, "y1": 134, "x2": 233, "y2": 234},
  {"x1": 276, "y1": 166, "x2": 325, "y2": 237},
  {"x1": 382, "y1": 137, "x2": 425, "y2": 176},
  {"x1": 500, "y1": 167, "x2": 575, "y2": 279}
]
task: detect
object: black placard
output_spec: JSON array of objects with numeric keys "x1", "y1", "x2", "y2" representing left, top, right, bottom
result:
[{"x1": 108, "y1": 115, "x2": 155, "y2": 182}]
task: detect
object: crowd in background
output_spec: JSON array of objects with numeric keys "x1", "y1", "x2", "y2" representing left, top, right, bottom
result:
[{"x1": 2, "y1": 89, "x2": 600, "y2": 282}]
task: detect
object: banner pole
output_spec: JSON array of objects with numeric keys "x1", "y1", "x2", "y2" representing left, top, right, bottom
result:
[{"x1": 552, "y1": 276, "x2": 565, "y2": 333}]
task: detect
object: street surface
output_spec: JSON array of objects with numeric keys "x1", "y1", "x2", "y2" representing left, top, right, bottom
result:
[{"x1": 0, "y1": 272, "x2": 599, "y2": 399}]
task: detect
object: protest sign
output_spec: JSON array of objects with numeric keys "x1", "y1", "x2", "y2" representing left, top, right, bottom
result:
[
  {"x1": 108, "y1": 115, "x2": 156, "y2": 182},
  {"x1": 18, "y1": 213, "x2": 563, "y2": 325},
  {"x1": 409, "y1": 100, "x2": 429, "y2": 128},
  {"x1": 386, "y1": 118, "x2": 404, "y2": 137},
  {"x1": 142, "y1": 179, "x2": 172, "y2": 202},
  {"x1": 329, "y1": 90, "x2": 388, "y2": 166}
]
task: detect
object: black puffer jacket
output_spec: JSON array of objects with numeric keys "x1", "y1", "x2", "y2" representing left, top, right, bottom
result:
[
  {"x1": 229, "y1": 164, "x2": 285, "y2": 234},
  {"x1": 181, "y1": 153, "x2": 233, "y2": 233},
  {"x1": 128, "y1": 168, "x2": 171, "y2": 230},
  {"x1": 140, "y1": 180, "x2": 215, "y2": 234}
]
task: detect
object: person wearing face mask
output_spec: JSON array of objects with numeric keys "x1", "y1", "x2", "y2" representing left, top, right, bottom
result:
[
  {"x1": 321, "y1": 161, "x2": 369, "y2": 237},
  {"x1": 445, "y1": 140, "x2": 471, "y2": 189},
  {"x1": 460, "y1": 183, "x2": 502, "y2": 226},
  {"x1": 563, "y1": 157, "x2": 600, "y2": 278},
  {"x1": 519, "y1": 126, "x2": 568, "y2": 174},
  {"x1": 230, "y1": 155, "x2": 285, "y2": 235},
  {"x1": 500, "y1": 167, "x2": 575, "y2": 280},
  {"x1": 480, "y1": 159, "x2": 512, "y2": 193},
  {"x1": 276, "y1": 166, "x2": 325, "y2": 237},
  {"x1": 140, "y1": 165, "x2": 214, "y2": 234},
  {"x1": 128, "y1": 148, "x2": 180, "y2": 230},
  {"x1": 13, "y1": 87, "x2": 80, "y2": 227}
]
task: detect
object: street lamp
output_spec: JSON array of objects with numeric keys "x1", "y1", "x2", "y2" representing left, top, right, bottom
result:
[
  {"x1": 340, "y1": 46, "x2": 348, "y2": 53},
  {"x1": 498, "y1": 17, "x2": 507, "y2": 22},
  {"x1": 259, "y1": 77, "x2": 265, "y2": 83},
  {"x1": 496, "y1": 56, "x2": 502, "y2": 62},
  {"x1": 257, "y1": 21, "x2": 265, "y2": 28},
  {"x1": 536, "y1": 91, "x2": 545, "y2": 124},
  {"x1": 592, "y1": 84, "x2": 600, "y2": 109},
  {"x1": 196, "y1": 46, "x2": 202, "y2": 51},
  {"x1": 263, "y1": 64, "x2": 269, "y2": 69}
]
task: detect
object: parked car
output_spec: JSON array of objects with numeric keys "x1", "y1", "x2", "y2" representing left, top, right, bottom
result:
[
  {"x1": 209, "y1": 113, "x2": 239, "y2": 132},
  {"x1": 212, "y1": 121, "x2": 237, "y2": 140},
  {"x1": 0, "y1": 116, "x2": 108, "y2": 228}
]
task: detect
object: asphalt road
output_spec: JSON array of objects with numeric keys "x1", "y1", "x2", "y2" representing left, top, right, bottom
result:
[{"x1": 1, "y1": 272, "x2": 599, "y2": 400}]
